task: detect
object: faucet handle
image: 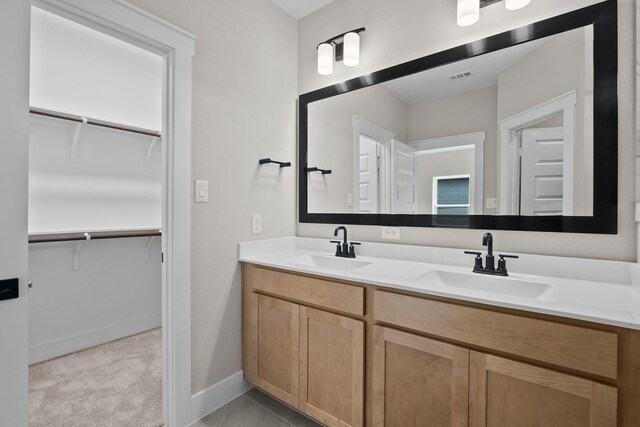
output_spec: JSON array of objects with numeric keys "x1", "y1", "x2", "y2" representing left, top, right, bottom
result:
[
  {"x1": 497, "y1": 254, "x2": 518, "y2": 274},
  {"x1": 330, "y1": 240, "x2": 342, "y2": 244},
  {"x1": 350, "y1": 242, "x2": 361, "y2": 246},
  {"x1": 464, "y1": 251, "x2": 483, "y2": 270},
  {"x1": 330, "y1": 240, "x2": 343, "y2": 255}
]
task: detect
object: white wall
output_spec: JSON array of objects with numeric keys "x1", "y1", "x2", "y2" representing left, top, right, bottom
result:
[
  {"x1": 30, "y1": 6, "x2": 163, "y2": 131},
  {"x1": 308, "y1": 84, "x2": 408, "y2": 213},
  {"x1": 298, "y1": 0, "x2": 636, "y2": 262},
  {"x1": 29, "y1": 117, "x2": 161, "y2": 233},
  {"x1": 28, "y1": 10, "x2": 162, "y2": 364},
  {"x1": 125, "y1": 0, "x2": 298, "y2": 394},
  {"x1": 28, "y1": 238, "x2": 161, "y2": 364}
]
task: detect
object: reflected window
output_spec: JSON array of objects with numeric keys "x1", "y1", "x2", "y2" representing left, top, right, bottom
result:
[{"x1": 433, "y1": 176, "x2": 470, "y2": 215}]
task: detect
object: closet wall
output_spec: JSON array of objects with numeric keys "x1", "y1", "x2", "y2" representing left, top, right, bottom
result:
[{"x1": 28, "y1": 7, "x2": 163, "y2": 364}]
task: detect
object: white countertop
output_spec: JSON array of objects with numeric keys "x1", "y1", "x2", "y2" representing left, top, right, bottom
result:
[{"x1": 239, "y1": 237, "x2": 640, "y2": 330}]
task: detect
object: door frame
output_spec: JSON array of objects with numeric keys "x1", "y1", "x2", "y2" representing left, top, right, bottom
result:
[
  {"x1": 410, "y1": 131, "x2": 485, "y2": 215},
  {"x1": 498, "y1": 91, "x2": 576, "y2": 215},
  {"x1": 30, "y1": 1, "x2": 195, "y2": 426},
  {"x1": 352, "y1": 116, "x2": 394, "y2": 213}
]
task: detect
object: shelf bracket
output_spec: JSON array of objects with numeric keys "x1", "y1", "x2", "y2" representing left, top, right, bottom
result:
[
  {"x1": 145, "y1": 137, "x2": 159, "y2": 170},
  {"x1": 72, "y1": 233, "x2": 90, "y2": 271},
  {"x1": 70, "y1": 117, "x2": 87, "y2": 163},
  {"x1": 145, "y1": 235, "x2": 157, "y2": 262}
]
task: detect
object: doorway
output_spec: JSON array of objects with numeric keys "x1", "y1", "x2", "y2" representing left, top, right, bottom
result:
[{"x1": 27, "y1": 6, "x2": 164, "y2": 426}]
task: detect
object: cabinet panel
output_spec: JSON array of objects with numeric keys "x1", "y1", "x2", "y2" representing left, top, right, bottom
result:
[
  {"x1": 372, "y1": 326, "x2": 469, "y2": 427},
  {"x1": 251, "y1": 294, "x2": 299, "y2": 406},
  {"x1": 299, "y1": 306, "x2": 365, "y2": 427},
  {"x1": 469, "y1": 352, "x2": 617, "y2": 427},
  {"x1": 374, "y1": 290, "x2": 618, "y2": 379},
  {"x1": 252, "y1": 266, "x2": 365, "y2": 316}
]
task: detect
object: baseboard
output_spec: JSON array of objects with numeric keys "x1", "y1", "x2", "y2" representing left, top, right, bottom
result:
[
  {"x1": 190, "y1": 371, "x2": 252, "y2": 425},
  {"x1": 29, "y1": 313, "x2": 161, "y2": 364}
]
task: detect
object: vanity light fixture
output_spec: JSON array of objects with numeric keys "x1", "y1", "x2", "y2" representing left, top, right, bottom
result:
[
  {"x1": 457, "y1": 0, "x2": 533, "y2": 27},
  {"x1": 317, "y1": 27, "x2": 365, "y2": 75}
]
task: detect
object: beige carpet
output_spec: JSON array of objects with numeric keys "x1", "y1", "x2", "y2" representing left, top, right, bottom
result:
[{"x1": 29, "y1": 328, "x2": 163, "y2": 427}]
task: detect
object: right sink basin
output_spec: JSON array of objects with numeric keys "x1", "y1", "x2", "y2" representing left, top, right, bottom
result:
[{"x1": 421, "y1": 270, "x2": 553, "y2": 299}]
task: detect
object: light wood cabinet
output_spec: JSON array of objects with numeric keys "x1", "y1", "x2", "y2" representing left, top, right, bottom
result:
[
  {"x1": 247, "y1": 294, "x2": 299, "y2": 406},
  {"x1": 242, "y1": 264, "x2": 639, "y2": 427},
  {"x1": 469, "y1": 352, "x2": 617, "y2": 427},
  {"x1": 299, "y1": 306, "x2": 365, "y2": 427},
  {"x1": 243, "y1": 265, "x2": 365, "y2": 427},
  {"x1": 372, "y1": 326, "x2": 469, "y2": 427}
]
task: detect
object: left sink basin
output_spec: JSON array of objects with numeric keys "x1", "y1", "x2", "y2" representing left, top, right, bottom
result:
[{"x1": 290, "y1": 254, "x2": 371, "y2": 272}]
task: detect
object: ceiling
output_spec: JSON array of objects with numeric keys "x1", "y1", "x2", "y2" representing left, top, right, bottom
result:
[
  {"x1": 382, "y1": 37, "x2": 549, "y2": 104},
  {"x1": 271, "y1": 0, "x2": 335, "y2": 19}
]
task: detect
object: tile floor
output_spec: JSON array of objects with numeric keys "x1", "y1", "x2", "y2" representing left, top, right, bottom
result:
[{"x1": 192, "y1": 388, "x2": 324, "y2": 427}]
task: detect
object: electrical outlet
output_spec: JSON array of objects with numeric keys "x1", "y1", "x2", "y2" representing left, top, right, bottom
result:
[
  {"x1": 251, "y1": 214, "x2": 262, "y2": 234},
  {"x1": 485, "y1": 198, "x2": 497, "y2": 209},
  {"x1": 382, "y1": 227, "x2": 400, "y2": 240},
  {"x1": 347, "y1": 193, "x2": 353, "y2": 207}
]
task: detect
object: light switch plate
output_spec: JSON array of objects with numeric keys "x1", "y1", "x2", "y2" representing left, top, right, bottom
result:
[
  {"x1": 382, "y1": 227, "x2": 400, "y2": 240},
  {"x1": 252, "y1": 215, "x2": 262, "y2": 234},
  {"x1": 194, "y1": 180, "x2": 209, "y2": 203},
  {"x1": 347, "y1": 193, "x2": 353, "y2": 207},
  {"x1": 485, "y1": 198, "x2": 497, "y2": 209}
]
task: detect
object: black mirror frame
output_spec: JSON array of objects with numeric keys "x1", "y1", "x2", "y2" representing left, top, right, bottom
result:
[{"x1": 298, "y1": 1, "x2": 617, "y2": 234}]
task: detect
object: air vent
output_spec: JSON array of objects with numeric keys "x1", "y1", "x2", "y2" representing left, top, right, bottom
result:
[{"x1": 449, "y1": 71, "x2": 472, "y2": 81}]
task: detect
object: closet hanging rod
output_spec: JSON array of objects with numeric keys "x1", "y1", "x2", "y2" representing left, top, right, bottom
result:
[
  {"x1": 29, "y1": 229, "x2": 162, "y2": 244},
  {"x1": 29, "y1": 107, "x2": 162, "y2": 138}
]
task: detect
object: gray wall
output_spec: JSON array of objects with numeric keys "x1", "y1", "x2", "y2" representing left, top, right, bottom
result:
[
  {"x1": 298, "y1": 0, "x2": 635, "y2": 262},
  {"x1": 127, "y1": 0, "x2": 298, "y2": 395},
  {"x1": 497, "y1": 26, "x2": 593, "y2": 215},
  {"x1": 408, "y1": 86, "x2": 498, "y2": 213},
  {"x1": 308, "y1": 84, "x2": 408, "y2": 213},
  {"x1": 416, "y1": 149, "x2": 476, "y2": 214}
]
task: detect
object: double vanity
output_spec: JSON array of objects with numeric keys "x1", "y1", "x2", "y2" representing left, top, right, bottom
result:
[{"x1": 240, "y1": 236, "x2": 640, "y2": 427}]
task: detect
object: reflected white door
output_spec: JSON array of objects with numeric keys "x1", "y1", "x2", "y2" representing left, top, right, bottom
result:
[
  {"x1": 358, "y1": 134, "x2": 380, "y2": 213},
  {"x1": 0, "y1": 0, "x2": 30, "y2": 425},
  {"x1": 391, "y1": 140, "x2": 417, "y2": 214},
  {"x1": 520, "y1": 127, "x2": 565, "y2": 216}
]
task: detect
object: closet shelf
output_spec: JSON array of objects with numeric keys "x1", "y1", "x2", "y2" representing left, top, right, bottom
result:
[
  {"x1": 29, "y1": 229, "x2": 162, "y2": 244},
  {"x1": 30, "y1": 107, "x2": 162, "y2": 138}
]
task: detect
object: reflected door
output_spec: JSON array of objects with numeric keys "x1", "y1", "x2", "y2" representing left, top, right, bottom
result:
[
  {"x1": 358, "y1": 135, "x2": 380, "y2": 213},
  {"x1": 520, "y1": 127, "x2": 565, "y2": 216},
  {"x1": 391, "y1": 140, "x2": 417, "y2": 214}
]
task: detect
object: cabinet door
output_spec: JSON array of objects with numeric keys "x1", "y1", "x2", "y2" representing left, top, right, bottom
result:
[
  {"x1": 299, "y1": 306, "x2": 365, "y2": 427},
  {"x1": 248, "y1": 294, "x2": 299, "y2": 406},
  {"x1": 372, "y1": 326, "x2": 470, "y2": 427},
  {"x1": 469, "y1": 352, "x2": 617, "y2": 427}
]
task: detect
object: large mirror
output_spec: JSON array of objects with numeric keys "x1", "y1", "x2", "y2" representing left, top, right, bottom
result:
[{"x1": 299, "y1": 1, "x2": 617, "y2": 233}]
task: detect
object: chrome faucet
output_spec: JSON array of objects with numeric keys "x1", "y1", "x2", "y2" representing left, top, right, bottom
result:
[
  {"x1": 330, "y1": 226, "x2": 361, "y2": 258},
  {"x1": 465, "y1": 232, "x2": 518, "y2": 276}
]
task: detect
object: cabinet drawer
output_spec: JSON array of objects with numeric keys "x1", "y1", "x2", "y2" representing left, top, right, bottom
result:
[
  {"x1": 374, "y1": 290, "x2": 617, "y2": 379},
  {"x1": 251, "y1": 266, "x2": 365, "y2": 316}
]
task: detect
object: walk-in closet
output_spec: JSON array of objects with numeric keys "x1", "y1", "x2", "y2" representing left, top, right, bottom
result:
[{"x1": 27, "y1": 6, "x2": 164, "y2": 426}]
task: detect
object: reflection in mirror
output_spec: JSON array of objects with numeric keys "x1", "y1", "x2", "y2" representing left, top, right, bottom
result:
[{"x1": 307, "y1": 25, "x2": 594, "y2": 217}]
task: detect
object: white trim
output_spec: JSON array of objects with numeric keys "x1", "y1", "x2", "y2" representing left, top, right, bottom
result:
[
  {"x1": 410, "y1": 131, "x2": 485, "y2": 214},
  {"x1": 432, "y1": 174, "x2": 472, "y2": 214},
  {"x1": 29, "y1": 315, "x2": 161, "y2": 365},
  {"x1": 352, "y1": 116, "x2": 394, "y2": 213},
  {"x1": 31, "y1": 2, "x2": 195, "y2": 426},
  {"x1": 498, "y1": 91, "x2": 576, "y2": 215},
  {"x1": 190, "y1": 372, "x2": 253, "y2": 425}
]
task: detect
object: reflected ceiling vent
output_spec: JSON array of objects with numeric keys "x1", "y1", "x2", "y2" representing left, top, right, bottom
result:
[{"x1": 449, "y1": 71, "x2": 472, "y2": 81}]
